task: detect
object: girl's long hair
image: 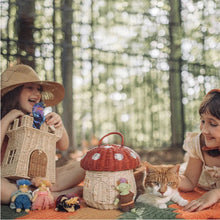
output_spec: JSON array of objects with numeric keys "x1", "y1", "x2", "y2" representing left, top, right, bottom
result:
[{"x1": 1, "y1": 86, "x2": 23, "y2": 119}]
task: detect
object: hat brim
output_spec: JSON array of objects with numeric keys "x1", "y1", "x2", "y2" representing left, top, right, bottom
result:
[{"x1": 1, "y1": 81, "x2": 65, "y2": 107}]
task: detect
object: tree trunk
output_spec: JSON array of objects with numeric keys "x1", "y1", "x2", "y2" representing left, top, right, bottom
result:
[
  {"x1": 16, "y1": 0, "x2": 35, "y2": 68},
  {"x1": 61, "y1": 0, "x2": 75, "y2": 154},
  {"x1": 168, "y1": 0, "x2": 184, "y2": 148}
]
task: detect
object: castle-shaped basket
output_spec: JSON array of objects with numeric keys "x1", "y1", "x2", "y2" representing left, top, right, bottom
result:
[{"x1": 1, "y1": 115, "x2": 63, "y2": 183}]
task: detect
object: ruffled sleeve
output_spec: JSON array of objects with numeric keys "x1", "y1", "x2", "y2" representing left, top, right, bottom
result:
[{"x1": 183, "y1": 132, "x2": 201, "y2": 159}]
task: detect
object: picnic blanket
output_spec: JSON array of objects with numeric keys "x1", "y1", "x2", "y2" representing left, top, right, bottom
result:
[{"x1": 1, "y1": 187, "x2": 220, "y2": 219}]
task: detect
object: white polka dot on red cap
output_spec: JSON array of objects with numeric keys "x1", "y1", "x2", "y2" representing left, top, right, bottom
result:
[
  {"x1": 114, "y1": 153, "x2": 124, "y2": 161},
  {"x1": 92, "y1": 153, "x2": 100, "y2": 160},
  {"x1": 104, "y1": 145, "x2": 112, "y2": 149}
]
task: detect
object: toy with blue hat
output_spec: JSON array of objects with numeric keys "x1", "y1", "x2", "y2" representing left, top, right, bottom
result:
[{"x1": 10, "y1": 179, "x2": 33, "y2": 213}]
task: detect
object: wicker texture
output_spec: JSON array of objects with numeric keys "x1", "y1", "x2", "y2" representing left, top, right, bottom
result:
[
  {"x1": 81, "y1": 132, "x2": 140, "y2": 210},
  {"x1": 80, "y1": 132, "x2": 140, "y2": 171},
  {"x1": 83, "y1": 170, "x2": 137, "y2": 210},
  {"x1": 1, "y1": 115, "x2": 63, "y2": 183}
]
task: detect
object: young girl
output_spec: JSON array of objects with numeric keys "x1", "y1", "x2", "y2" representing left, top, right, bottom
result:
[
  {"x1": 1, "y1": 64, "x2": 85, "y2": 204},
  {"x1": 179, "y1": 89, "x2": 220, "y2": 212}
]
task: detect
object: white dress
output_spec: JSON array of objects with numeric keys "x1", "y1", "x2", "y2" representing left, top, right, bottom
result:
[{"x1": 182, "y1": 132, "x2": 220, "y2": 190}]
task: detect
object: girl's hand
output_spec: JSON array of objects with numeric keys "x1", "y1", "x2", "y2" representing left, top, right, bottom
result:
[
  {"x1": 45, "y1": 112, "x2": 63, "y2": 128},
  {"x1": 183, "y1": 189, "x2": 220, "y2": 212},
  {"x1": 44, "y1": 112, "x2": 69, "y2": 151},
  {"x1": 4, "y1": 109, "x2": 24, "y2": 123}
]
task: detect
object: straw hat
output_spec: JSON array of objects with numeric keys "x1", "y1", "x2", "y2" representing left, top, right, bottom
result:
[{"x1": 1, "y1": 64, "x2": 65, "y2": 106}]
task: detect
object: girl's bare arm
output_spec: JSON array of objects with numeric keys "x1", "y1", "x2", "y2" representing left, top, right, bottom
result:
[{"x1": 179, "y1": 157, "x2": 203, "y2": 191}]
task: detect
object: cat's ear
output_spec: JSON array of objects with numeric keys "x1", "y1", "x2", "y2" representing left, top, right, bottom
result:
[
  {"x1": 144, "y1": 161, "x2": 156, "y2": 173},
  {"x1": 169, "y1": 164, "x2": 180, "y2": 174},
  {"x1": 134, "y1": 162, "x2": 146, "y2": 175}
]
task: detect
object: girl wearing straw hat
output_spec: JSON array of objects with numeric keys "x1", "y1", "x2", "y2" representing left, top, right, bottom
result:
[{"x1": 1, "y1": 64, "x2": 85, "y2": 204}]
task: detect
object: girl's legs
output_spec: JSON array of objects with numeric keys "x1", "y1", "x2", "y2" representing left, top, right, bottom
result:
[
  {"x1": 1, "y1": 161, "x2": 85, "y2": 203},
  {"x1": 51, "y1": 185, "x2": 83, "y2": 199},
  {"x1": 1, "y1": 177, "x2": 17, "y2": 204},
  {"x1": 50, "y1": 161, "x2": 85, "y2": 198}
]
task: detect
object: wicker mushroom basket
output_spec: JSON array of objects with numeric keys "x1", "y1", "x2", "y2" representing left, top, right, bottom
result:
[{"x1": 80, "y1": 132, "x2": 140, "y2": 210}]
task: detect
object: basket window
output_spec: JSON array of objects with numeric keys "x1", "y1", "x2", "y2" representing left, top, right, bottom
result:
[{"x1": 7, "y1": 149, "x2": 16, "y2": 164}]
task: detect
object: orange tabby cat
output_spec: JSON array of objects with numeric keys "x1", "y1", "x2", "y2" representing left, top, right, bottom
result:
[{"x1": 134, "y1": 161, "x2": 188, "y2": 209}]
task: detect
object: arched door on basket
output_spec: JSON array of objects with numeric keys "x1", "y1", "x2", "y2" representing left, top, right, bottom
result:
[
  {"x1": 93, "y1": 182, "x2": 114, "y2": 204},
  {"x1": 28, "y1": 150, "x2": 47, "y2": 178}
]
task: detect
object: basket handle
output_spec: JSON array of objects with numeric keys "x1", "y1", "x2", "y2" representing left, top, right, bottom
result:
[{"x1": 98, "y1": 132, "x2": 124, "y2": 146}]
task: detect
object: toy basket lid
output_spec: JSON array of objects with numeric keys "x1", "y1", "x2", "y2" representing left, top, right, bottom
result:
[{"x1": 80, "y1": 132, "x2": 140, "y2": 171}]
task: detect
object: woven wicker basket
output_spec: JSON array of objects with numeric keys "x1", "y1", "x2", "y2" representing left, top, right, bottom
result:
[
  {"x1": 81, "y1": 132, "x2": 140, "y2": 210},
  {"x1": 1, "y1": 115, "x2": 63, "y2": 183},
  {"x1": 83, "y1": 170, "x2": 136, "y2": 210}
]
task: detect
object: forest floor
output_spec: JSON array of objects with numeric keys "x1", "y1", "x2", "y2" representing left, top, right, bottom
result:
[{"x1": 56, "y1": 147, "x2": 185, "y2": 167}]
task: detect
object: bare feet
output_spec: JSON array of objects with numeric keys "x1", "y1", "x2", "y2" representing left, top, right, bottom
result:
[{"x1": 16, "y1": 208, "x2": 21, "y2": 213}]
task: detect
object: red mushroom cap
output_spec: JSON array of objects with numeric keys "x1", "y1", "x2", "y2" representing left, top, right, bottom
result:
[{"x1": 80, "y1": 132, "x2": 140, "y2": 171}]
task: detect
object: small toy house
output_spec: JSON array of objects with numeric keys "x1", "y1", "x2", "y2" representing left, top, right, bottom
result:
[
  {"x1": 80, "y1": 132, "x2": 140, "y2": 210},
  {"x1": 1, "y1": 115, "x2": 63, "y2": 183}
]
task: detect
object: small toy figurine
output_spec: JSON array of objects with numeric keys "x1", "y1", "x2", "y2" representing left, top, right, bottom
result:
[
  {"x1": 31, "y1": 102, "x2": 45, "y2": 129},
  {"x1": 31, "y1": 177, "x2": 54, "y2": 210},
  {"x1": 55, "y1": 194, "x2": 81, "y2": 212},
  {"x1": 114, "y1": 178, "x2": 136, "y2": 212},
  {"x1": 10, "y1": 179, "x2": 33, "y2": 213}
]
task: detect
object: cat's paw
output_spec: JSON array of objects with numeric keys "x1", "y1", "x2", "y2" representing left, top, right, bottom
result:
[
  {"x1": 158, "y1": 204, "x2": 167, "y2": 209},
  {"x1": 178, "y1": 199, "x2": 188, "y2": 207},
  {"x1": 136, "y1": 195, "x2": 145, "y2": 203}
]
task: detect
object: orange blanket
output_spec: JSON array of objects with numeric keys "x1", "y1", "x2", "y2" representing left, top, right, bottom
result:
[{"x1": 170, "y1": 187, "x2": 220, "y2": 219}]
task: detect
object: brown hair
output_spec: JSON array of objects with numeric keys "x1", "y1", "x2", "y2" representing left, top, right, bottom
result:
[
  {"x1": 199, "y1": 90, "x2": 220, "y2": 120},
  {"x1": 1, "y1": 84, "x2": 44, "y2": 119},
  {"x1": 1, "y1": 86, "x2": 23, "y2": 119},
  {"x1": 199, "y1": 89, "x2": 220, "y2": 157}
]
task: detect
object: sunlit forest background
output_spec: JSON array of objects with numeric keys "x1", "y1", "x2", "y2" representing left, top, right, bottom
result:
[{"x1": 1, "y1": 0, "x2": 219, "y2": 155}]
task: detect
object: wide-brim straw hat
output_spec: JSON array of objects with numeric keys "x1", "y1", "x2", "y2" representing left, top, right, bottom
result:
[{"x1": 1, "y1": 64, "x2": 65, "y2": 107}]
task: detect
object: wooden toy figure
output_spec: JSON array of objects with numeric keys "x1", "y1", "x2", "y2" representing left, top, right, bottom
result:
[
  {"x1": 10, "y1": 179, "x2": 33, "y2": 213},
  {"x1": 31, "y1": 177, "x2": 54, "y2": 210}
]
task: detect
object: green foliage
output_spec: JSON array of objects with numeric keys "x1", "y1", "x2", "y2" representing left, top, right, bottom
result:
[{"x1": 0, "y1": 0, "x2": 219, "y2": 149}]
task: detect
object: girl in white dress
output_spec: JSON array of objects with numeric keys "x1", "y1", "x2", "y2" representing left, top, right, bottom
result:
[{"x1": 179, "y1": 89, "x2": 220, "y2": 212}]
